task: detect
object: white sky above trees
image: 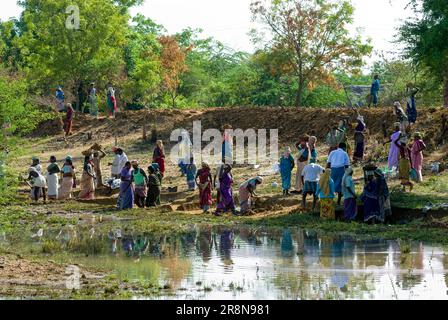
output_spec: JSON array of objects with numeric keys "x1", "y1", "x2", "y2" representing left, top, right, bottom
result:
[{"x1": 1, "y1": 0, "x2": 413, "y2": 63}]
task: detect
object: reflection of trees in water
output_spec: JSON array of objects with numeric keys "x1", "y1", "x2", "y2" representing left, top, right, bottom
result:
[
  {"x1": 159, "y1": 239, "x2": 192, "y2": 290},
  {"x1": 395, "y1": 242, "x2": 425, "y2": 291},
  {"x1": 443, "y1": 252, "x2": 448, "y2": 289},
  {"x1": 357, "y1": 240, "x2": 389, "y2": 269}
]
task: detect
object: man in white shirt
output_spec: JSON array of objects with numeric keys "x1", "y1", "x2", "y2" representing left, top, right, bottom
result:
[
  {"x1": 327, "y1": 142, "x2": 350, "y2": 205},
  {"x1": 110, "y1": 147, "x2": 129, "y2": 179},
  {"x1": 301, "y1": 159, "x2": 325, "y2": 211}
]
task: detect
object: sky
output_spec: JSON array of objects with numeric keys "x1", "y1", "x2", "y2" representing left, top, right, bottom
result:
[{"x1": 0, "y1": 0, "x2": 414, "y2": 61}]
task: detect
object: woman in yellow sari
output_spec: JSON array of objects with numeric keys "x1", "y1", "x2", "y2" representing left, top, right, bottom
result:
[
  {"x1": 316, "y1": 169, "x2": 336, "y2": 219},
  {"x1": 78, "y1": 156, "x2": 96, "y2": 200}
]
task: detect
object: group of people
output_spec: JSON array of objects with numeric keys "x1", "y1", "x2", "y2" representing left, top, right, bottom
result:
[
  {"x1": 386, "y1": 99, "x2": 426, "y2": 191},
  {"x1": 277, "y1": 98, "x2": 427, "y2": 224},
  {"x1": 56, "y1": 83, "x2": 118, "y2": 137},
  {"x1": 27, "y1": 90, "x2": 429, "y2": 224}
]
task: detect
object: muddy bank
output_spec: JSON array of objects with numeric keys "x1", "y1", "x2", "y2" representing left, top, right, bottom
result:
[{"x1": 31, "y1": 107, "x2": 448, "y2": 153}]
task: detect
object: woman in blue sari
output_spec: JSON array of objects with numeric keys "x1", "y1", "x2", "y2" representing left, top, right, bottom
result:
[
  {"x1": 279, "y1": 146, "x2": 295, "y2": 196},
  {"x1": 118, "y1": 161, "x2": 134, "y2": 210}
]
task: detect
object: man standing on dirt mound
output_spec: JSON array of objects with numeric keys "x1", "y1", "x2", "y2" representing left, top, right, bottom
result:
[{"x1": 368, "y1": 75, "x2": 381, "y2": 108}]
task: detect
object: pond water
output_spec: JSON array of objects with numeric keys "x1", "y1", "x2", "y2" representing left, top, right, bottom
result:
[{"x1": 3, "y1": 225, "x2": 448, "y2": 300}]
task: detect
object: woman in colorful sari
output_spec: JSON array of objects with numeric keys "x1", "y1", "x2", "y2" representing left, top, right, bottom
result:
[
  {"x1": 88, "y1": 83, "x2": 98, "y2": 117},
  {"x1": 294, "y1": 135, "x2": 310, "y2": 194},
  {"x1": 341, "y1": 167, "x2": 357, "y2": 221},
  {"x1": 398, "y1": 143, "x2": 414, "y2": 192},
  {"x1": 106, "y1": 84, "x2": 118, "y2": 118},
  {"x1": 316, "y1": 170, "x2": 336, "y2": 220},
  {"x1": 118, "y1": 162, "x2": 134, "y2": 210},
  {"x1": 132, "y1": 161, "x2": 148, "y2": 208},
  {"x1": 46, "y1": 156, "x2": 61, "y2": 200},
  {"x1": 385, "y1": 123, "x2": 402, "y2": 170},
  {"x1": 411, "y1": 132, "x2": 426, "y2": 183},
  {"x1": 196, "y1": 162, "x2": 213, "y2": 214},
  {"x1": 279, "y1": 146, "x2": 295, "y2": 196},
  {"x1": 215, "y1": 165, "x2": 239, "y2": 216},
  {"x1": 58, "y1": 156, "x2": 75, "y2": 200},
  {"x1": 239, "y1": 177, "x2": 263, "y2": 215},
  {"x1": 55, "y1": 86, "x2": 65, "y2": 112},
  {"x1": 78, "y1": 156, "x2": 96, "y2": 200},
  {"x1": 353, "y1": 115, "x2": 366, "y2": 163},
  {"x1": 146, "y1": 165, "x2": 161, "y2": 207},
  {"x1": 361, "y1": 175, "x2": 381, "y2": 224},
  {"x1": 153, "y1": 140, "x2": 166, "y2": 177},
  {"x1": 64, "y1": 103, "x2": 74, "y2": 137}
]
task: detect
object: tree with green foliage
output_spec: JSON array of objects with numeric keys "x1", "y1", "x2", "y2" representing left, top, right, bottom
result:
[
  {"x1": 399, "y1": 0, "x2": 448, "y2": 107},
  {"x1": 15, "y1": 0, "x2": 133, "y2": 95},
  {"x1": 250, "y1": 0, "x2": 372, "y2": 107},
  {"x1": 122, "y1": 15, "x2": 162, "y2": 108}
]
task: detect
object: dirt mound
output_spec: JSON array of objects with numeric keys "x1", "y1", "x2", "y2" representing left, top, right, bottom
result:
[
  {"x1": 32, "y1": 106, "x2": 448, "y2": 153},
  {"x1": 30, "y1": 117, "x2": 64, "y2": 137},
  {"x1": 177, "y1": 202, "x2": 200, "y2": 211},
  {"x1": 253, "y1": 195, "x2": 300, "y2": 211}
]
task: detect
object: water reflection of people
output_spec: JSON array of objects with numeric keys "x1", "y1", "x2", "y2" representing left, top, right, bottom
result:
[
  {"x1": 219, "y1": 230, "x2": 234, "y2": 267},
  {"x1": 303, "y1": 231, "x2": 320, "y2": 267},
  {"x1": 197, "y1": 226, "x2": 213, "y2": 263},
  {"x1": 331, "y1": 237, "x2": 350, "y2": 292},
  {"x1": 281, "y1": 230, "x2": 294, "y2": 258},
  {"x1": 122, "y1": 234, "x2": 135, "y2": 257},
  {"x1": 133, "y1": 235, "x2": 148, "y2": 255},
  {"x1": 397, "y1": 242, "x2": 424, "y2": 290}
]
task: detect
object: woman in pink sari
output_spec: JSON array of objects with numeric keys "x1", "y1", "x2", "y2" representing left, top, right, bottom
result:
[
  {"x1": 411, "y1": 132, "x2": 427, "y2": 182},
  {"x1": 385, "y1": 123, "x2": 402, "y2": 170}
]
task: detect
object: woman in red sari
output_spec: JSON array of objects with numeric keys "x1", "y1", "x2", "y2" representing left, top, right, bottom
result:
[
  {"x1": 153, "y1": 140, "x2": 166, "y2": 177},
  {"x1": 196, "y1": 162, "x2": 213, "y2": 214},
  {"x1": 64, "y1": 103, "x2": 74, "y2": 136}
]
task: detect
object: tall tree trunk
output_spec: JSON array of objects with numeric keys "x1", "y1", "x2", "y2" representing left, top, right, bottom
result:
[{"x1": 444, "y1": 77, "x2": 448, "y2": 108}]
